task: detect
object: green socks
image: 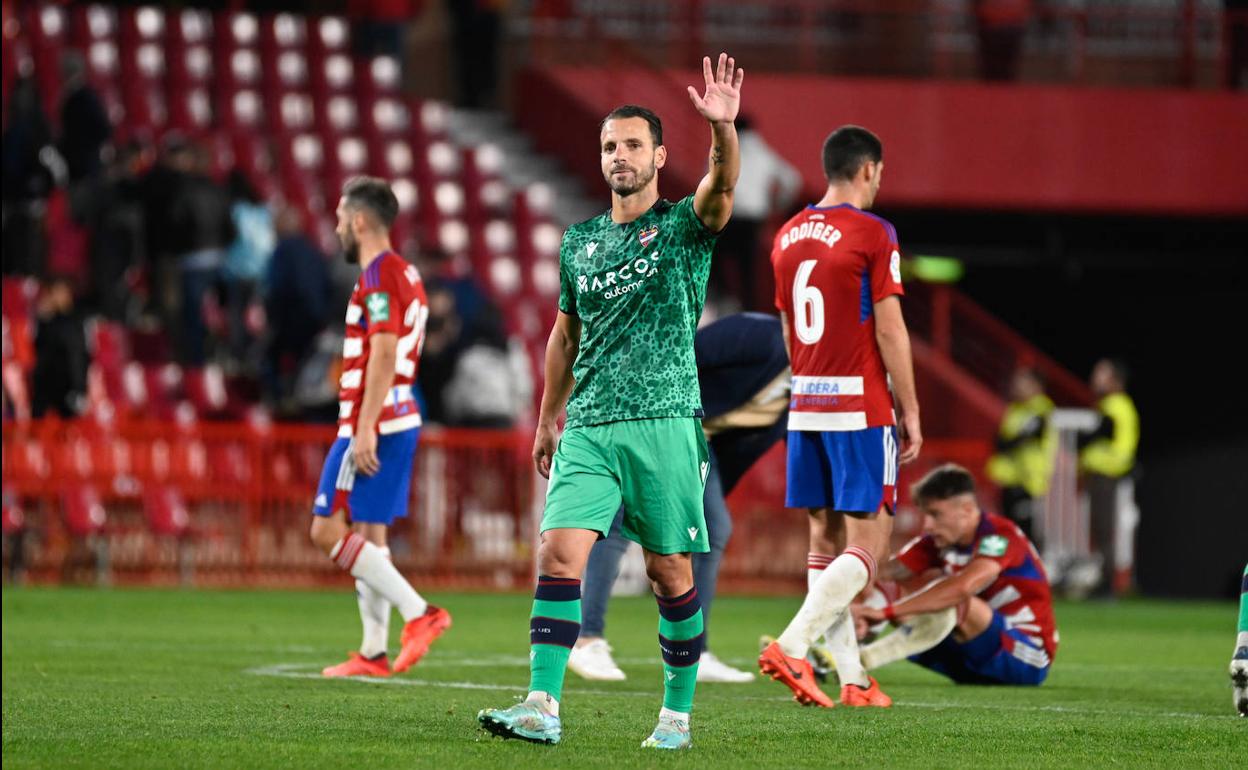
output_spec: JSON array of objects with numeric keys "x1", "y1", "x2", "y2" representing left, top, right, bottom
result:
[
  {"x1": 528, "y1": 576, "x2": 582, "y2": 702},
  {"x1": 656, "y1": 586, "x2": 704, "y2": 714}
]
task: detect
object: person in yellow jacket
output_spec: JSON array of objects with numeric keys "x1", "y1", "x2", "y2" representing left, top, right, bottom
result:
[
  {"x1": 986, "y1": 368, "x2": 1055, "y2": 548},
  {"x1": 1077, "y1": 359, "x2": 1140, "y2": 597}
]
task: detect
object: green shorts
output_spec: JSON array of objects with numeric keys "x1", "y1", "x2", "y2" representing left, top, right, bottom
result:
[{"x1": 542, "y1": 417, "x2": 710, "y2": 555}]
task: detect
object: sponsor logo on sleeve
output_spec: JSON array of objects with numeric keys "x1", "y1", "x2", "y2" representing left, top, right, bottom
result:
[
  {"x1": 890, "y1": 250, "x2": 902, "y2": 284},
  {"x1": 978, "y1": 534, "x2": 1008, "y2": 557},
  {"x1": 366, "y1": 292, "x2": 391, "y2": 323}
]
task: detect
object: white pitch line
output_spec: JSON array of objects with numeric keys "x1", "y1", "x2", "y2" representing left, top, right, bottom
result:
[{"x1": 245, "y1": 663, "x2": 1237, "y2": 721}]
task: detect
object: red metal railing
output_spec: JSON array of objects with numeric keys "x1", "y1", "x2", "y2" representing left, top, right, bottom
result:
[
  {"x1": 2, "y1": 419, "x2": 536, "y2": 588},
  {"x1": 3, "y1": 417, "x2": 991, "y2": 591}
]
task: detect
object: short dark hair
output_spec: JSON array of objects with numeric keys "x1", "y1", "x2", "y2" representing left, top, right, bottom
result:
[
  {"x1": 822, "y1": 125, "x2": 883, "y2": 182},
  {"x1": 912, "y1": 464, "x2": 977, "y2": 507},
  {"x1": 601, "y1": 105, "x2": 663, "y2": 147},
  {"x1": 342, "y1": 176, "x2": 399, "y2": 228},
  {"x1": 1098, "y1": 357, "x2": 1130, "y2": 387},
  {"x1": 1017, "y1": 366, "x2": 1047, "y2": 389}
]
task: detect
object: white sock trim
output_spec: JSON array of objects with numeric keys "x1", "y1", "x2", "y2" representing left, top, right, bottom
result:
[
  {"x1": 659, "y1": 707, "x2": 689, "y2": 724},
  {"x1": 525, "y1": 691, "x2": 559, "y2": 717}
]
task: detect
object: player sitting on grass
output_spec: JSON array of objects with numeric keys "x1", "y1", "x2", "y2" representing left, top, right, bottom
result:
[{"x1": 854, "y1": 464, "x2": 1057, "y2": 686}]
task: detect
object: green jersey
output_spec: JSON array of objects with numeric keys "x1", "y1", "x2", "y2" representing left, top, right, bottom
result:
[{"x1": 558, "y1": 195, "x2": 717, "y2": 428}]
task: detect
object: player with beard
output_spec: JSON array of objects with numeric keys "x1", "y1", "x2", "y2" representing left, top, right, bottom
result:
[
  {"x1": 478, "y1": 53, "x2": 744, "y2": 750},
  {"x1": 309, "y1": 176, "x2": 450, "y2": 678}
]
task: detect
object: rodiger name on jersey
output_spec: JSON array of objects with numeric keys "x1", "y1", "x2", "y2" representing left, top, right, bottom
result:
[
  {"x1": 578, "y1": 253, "x2": 661, "y2": 300},
  {"x1": 779, "y1": 220, "x2": 842, "y2": 251}
]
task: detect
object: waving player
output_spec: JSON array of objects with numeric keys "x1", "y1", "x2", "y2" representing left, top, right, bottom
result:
[
  {"x1": 309, "y1": 177, "x2": 450, "y2": 678},
  {"x1": 477, "y1": 53, "x2": 743, "y2": 750},
  {"x1": 760, "y1": 126, "x2": 920, "y2": 708}
]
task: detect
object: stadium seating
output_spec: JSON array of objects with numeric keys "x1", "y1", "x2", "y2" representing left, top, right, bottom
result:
[{"x1": 5, "y1": 2, "x2": 567, "y2": 424}]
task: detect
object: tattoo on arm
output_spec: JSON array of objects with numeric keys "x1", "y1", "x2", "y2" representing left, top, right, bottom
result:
[{"x1": 711, "y1": 147, "x2": 724, "y2": 165}]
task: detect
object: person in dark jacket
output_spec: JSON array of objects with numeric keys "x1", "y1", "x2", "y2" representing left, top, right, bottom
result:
[
  {"x1": 568, "y1": 313, "x2": 790, "y2": 683},
  {"x1": 264, "y1": 205, "x2": 331, "y2": 406},
  {"x1": 31, "y1": 277, "x2": 89, "y2": 418}
]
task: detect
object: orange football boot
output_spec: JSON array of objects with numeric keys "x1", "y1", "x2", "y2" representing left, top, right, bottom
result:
[
  {"x1": 840, "y1": 675, "x2": 893, "y2": 707},
  {"x1": 758, "y1": 641, "x2": 836, "y2": 707},
  {"x1": 392, "y1": 605, "x2": 452, "y2": 673},
  {"x1": 322, "y1": 652, "x2": 391, "y2": 678}
]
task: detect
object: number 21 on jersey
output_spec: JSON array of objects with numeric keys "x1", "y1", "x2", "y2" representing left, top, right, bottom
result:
[{"x1": 395, "y1": 299, "x2": 429, "y2": 377}]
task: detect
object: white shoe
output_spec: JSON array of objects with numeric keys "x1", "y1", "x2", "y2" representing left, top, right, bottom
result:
[
  {"x1": 1231, "y1": 647, "x2": 1248, "y2": 717},
  {"x1": 568, "y1": 638, "x2": 626, "y2": 681},
  {"x1": 697, "y1": 651, "x2": 754, "y2": 683}
]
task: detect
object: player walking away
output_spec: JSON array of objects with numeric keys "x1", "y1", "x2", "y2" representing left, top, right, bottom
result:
[
  {"x1": 308, "y1": 177, "x2": 450, "y2": 678},
  {"x1": 760, "y1": 125, "x2": 921, "y2": 708},
  {"x1": 568, "y1": 313, "x2": 789, "y2": 684},
  {"x1": 477, "y1": 53, "x2": 744, "y2": 750},
  {"x1": 1232, "y1": 563, "x2": 1248, "y2": 716},
  {"x1": 854, "y1": 465, "x2": 1058, "y2": 686}
]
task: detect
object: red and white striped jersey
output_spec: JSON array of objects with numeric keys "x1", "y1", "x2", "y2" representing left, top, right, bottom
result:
[
  {"x1": 896, "y1": 511, "x2": 1059, "y2": 662},
  {"x1": 771, "y1": 204, "x2": 904, "y2": 431},
  {"x1": 337, "y1": 251, "x2": 428, "y2": 438}
]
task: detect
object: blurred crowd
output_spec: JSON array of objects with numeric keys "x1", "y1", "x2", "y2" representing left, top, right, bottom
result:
[
  {"x1": 986, "y1": 359, "x2": 1140, "y2": 598},
  {"x1": 1, "y1": 52, "x2": 527, "y2": 429}
]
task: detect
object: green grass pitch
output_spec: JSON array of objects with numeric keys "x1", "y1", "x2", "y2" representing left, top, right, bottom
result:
[{"x1": 2, "y1": 588, "x2": 1242, "y2": 768}]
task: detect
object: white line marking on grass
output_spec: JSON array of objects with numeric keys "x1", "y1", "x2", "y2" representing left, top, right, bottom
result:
[{"x1": 245, "y1": 663, "x2": 1237, "y2": 720}]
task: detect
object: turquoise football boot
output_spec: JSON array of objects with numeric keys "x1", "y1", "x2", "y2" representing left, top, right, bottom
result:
[
  {"x1": 641, "y1": 714, "x2": 691, "y2": 750},
  {"x1": 477, "y1": 702, "x2": 562, "y2": 745}
]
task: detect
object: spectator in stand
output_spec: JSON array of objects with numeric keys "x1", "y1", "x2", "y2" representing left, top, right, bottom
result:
[
  {"x1": 88, "y1": 140, "x2": 149, "y2": 321},
  {"x1": 445, "y1": 0, "x2": 503, "y2": 108},
  {"x1": 2, "y1": 75, "x2": 60, "y2": 277},
  {"x1": 985, "y1": 367, "x2": 1056, "y2": 549},
  {"x1": 714, "y1": 114, "x2": 802, "y2": 310},
  {"x1": 443, "y1": 303, "x2": 532, "y2": 428},
  {"x1": 1077, "y1": 358, "x2": 1140, "y2": 598},
  {"x1": 31, "y1": 276, "x2": 88, "y2": 418},
  {"x1": 170, "y1": 144, "x2": 233, "y2": 365},
  {"x1": 140, "y1": 134, "x2": 192, "y2": 332},
  {"x1": 224, "y1": 170, "x2": 276, "y2": 369},
  {"x1": 414, "y1": 282, "x2": 462, "y2": 425},
  {"x1": 1229, "y1": 0, "x2": 1248, "y2": 89},
  {"x1": 350, "y1": 0, "x2": 419, "y2": 59},
  {"x1": 57, "y1": 51, "x2": 111, "y2": 186},
  {"x1": 974, "y1": 0, "x2": 1033, "y2": 81},
  {"x1": 264, "y1": 205, "x2": 331, "y2": 408}
]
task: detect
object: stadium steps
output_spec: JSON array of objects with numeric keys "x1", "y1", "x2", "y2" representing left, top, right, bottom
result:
[{"x1": 445, "y1": 108, "x2": 601, "y2": 227}]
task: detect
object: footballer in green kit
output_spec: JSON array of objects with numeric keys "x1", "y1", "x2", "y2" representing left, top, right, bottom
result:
[{"x1": 478, "y1": 53, "x2": 745, "y2": 750}]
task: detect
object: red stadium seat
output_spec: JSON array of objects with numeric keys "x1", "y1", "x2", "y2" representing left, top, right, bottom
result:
[
  {"x1": 323, "y1": 94, "x2": 359, "y2": 133},
  {"x1": 312, "y1": 15, "x2": 350, "y2": 54},
  {"x1": 488, "y1": 255, "x2": 523, "y2": 298},
  {"x1": 68, "y1": 5, "x2": 118, "y2": 47},
  {"x1": 267, "y1": 13, "x2": 308, "y2": 49},
  {"x1": 171, "y1": 8, "x2": 214, "y2": 47},
  {"x1": 224, "y1": 89, "x2": 264, "y2": 132},
  {"x1": 62, "y1": 485, "x2": 107, "y2": 538},
  {"x1": 144, "y1": 485, "x2": 190, "y2": 537},
  {"x1": 184, "y1": 365, "x2": 230, "y2": 418},
  {"x1": 1, "y1": 499, "x2": 24, "y2": 536},
  {"x1": 531, "y1": 259, "x2": 561, "y2": 298}
]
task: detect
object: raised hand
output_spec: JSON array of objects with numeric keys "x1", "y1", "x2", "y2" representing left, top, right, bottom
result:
[{"x1": 687, "y1": 52, "x2": 744, "y2": 124}]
